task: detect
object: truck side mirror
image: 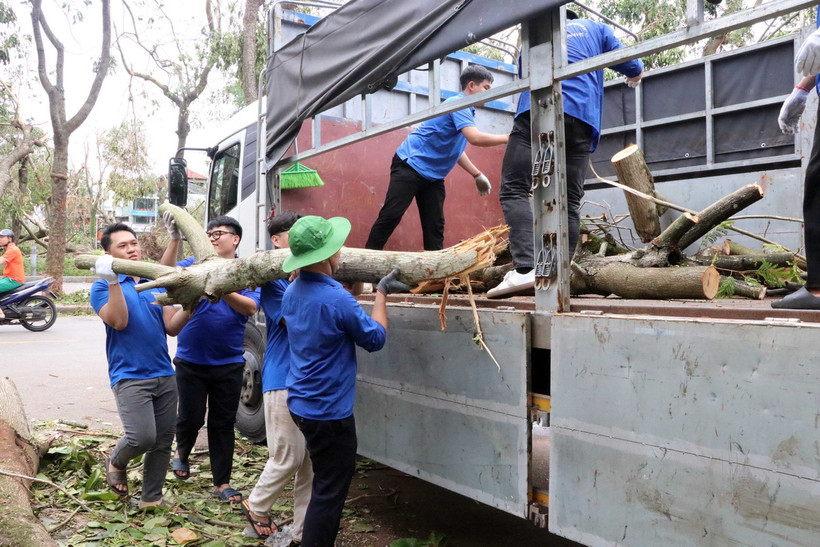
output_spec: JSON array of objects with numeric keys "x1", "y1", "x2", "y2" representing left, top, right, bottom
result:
[{"x1": 168, "y1": 157, "x2": 188, "y2": 207}]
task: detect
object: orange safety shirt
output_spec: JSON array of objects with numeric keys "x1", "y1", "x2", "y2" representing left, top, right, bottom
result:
[{"x1": 2, "y1": 242, "x2": 24, "y2": 283}]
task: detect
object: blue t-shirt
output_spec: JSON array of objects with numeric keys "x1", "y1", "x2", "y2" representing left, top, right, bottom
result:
[
  {"x1": 516, "y1": 18, "x2": 644, "y2": 151},
  {"x1": 260, "y1": 278, "x2": 290, "y2": 392},
  {"x1": 396, "y1": 92, "x2": 476, "y2": 181},
  {"x1": 90, "y1": 275, "x2": 175, "y2": 387},
  {"x1": 283, "y1": 271, "x2": 386, "y2": 421},
  {"x1": 174, "y1": 256, "x2": 261, "y2": 366}
]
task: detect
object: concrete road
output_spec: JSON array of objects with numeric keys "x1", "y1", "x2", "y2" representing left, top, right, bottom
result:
[{"x1": 0, "y1": 314, "x2": 176, "y2": 429}]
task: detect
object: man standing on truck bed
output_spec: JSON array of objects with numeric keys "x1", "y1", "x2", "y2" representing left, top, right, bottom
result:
[
  {"x1": 365, "y1": 64, "x2": 509, "y2": 251},
  {"x1": 488, "y1": 10, "x2": 644, "y2": 298},
  {"x1": 160, "y1": 214, "x2": 260, "y2": 504},
  {"x1": 772, "y1": 9, "x2": 820, "y2": 309}
]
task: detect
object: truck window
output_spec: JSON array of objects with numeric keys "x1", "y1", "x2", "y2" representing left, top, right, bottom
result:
[{"x1": 208, "y1": 143, "x2": 240, "y2": 219}]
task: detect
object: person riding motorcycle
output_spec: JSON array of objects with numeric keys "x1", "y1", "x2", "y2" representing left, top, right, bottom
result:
[{"x1": 0, "y1": 229, "x2": 24, "y2": 319}]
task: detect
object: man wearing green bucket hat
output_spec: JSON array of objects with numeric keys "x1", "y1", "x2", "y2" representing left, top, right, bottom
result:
[{"x1": 281, "y1": 215, "x2": 408, "y2": 546}]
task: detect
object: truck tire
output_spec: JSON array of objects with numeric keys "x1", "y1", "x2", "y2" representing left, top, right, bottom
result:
[{"x1": 235, "y1": 322, "x2": 266, "y2": 443}]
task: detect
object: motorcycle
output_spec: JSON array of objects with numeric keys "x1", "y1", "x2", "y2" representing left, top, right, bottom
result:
[{"x1": 0, "y1": 277, "x2": 59, "y2": 332}]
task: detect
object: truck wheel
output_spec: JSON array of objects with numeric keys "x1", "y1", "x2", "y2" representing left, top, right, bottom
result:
[{"x1": 235, "y1": 322, "x2": 266, "y2": 443}]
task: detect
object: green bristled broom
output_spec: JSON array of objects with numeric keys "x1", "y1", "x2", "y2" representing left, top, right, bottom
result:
[{"x1": 280, "y1": 162, "x2": 325, "y2": 189}]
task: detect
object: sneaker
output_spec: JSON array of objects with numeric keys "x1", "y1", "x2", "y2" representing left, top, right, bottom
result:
[{"x1": 486, "y1": 270, "x2": 535, "y2": 298}]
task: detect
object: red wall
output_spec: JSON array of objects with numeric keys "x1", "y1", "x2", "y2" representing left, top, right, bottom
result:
[{"x1": 282, "y1": 117, "x2": 507, "y2": 250}]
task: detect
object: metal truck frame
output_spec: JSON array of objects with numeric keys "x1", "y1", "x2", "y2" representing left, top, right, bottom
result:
[{"x1": 170, "y1": 1, "x2": 820, "y2": 544}]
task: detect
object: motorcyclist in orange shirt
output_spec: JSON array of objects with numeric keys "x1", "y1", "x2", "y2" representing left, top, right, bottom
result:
[{"x1": 0, "y1": 229, "x2": 25, "y2": 319}]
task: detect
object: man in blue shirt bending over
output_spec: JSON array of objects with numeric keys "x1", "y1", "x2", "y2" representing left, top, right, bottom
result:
[
  {"x1": 160, "y1": 214, "x2": 260, "y2": 504},
  {"x1": 488, "y1": 10, "x2": 644, "y2": 298},
  {"x1": 365, "y1": 64, "x2": 509, "y2": 251},
  {"x1": 282, "y1": 215, "x2": 408, "y2": 546},
  {"x1": 91, "y1": 223, "x2": 191, "y2": 508}
]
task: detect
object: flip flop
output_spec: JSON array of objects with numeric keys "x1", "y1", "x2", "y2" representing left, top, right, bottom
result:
[
  {"x1": 239, "y1": 499, "x2": 278, "y2": 538},
  {"x1": 212, "y1": 486, "x2": 243, "y2": 504},
  {"x1": 104, "y1": 456, "x2": 128, "y2": 497},
  {"x1": 172, "y1": 457, "x2": 190, "y2": 480}
]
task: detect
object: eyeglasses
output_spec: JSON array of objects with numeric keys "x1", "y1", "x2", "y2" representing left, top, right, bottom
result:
[{"x1": 206, "y1": 230, "x2": 237, "y2": 241}]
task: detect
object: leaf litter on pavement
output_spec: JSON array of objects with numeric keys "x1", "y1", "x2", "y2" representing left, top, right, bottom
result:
[{"x1": 30, "y1": 422, "x2": 447, "y2": 546}]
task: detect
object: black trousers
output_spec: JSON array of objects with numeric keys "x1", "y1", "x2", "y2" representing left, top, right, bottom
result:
[
  {"x1": 365, "y1": 154, "x2": 446, "y2": 251},
  {"x1": 805, "y1": 102, "x2": 820, "y2": 288},
  {"x1": 291, "y1": 412, "x2": 357, "y2": 547},
  {"x1": 173, "y1": 358, "x2": 244, "y2": 486},
  {"x1": 499, "y1": 113, "x2": 593, "y2": 269}
]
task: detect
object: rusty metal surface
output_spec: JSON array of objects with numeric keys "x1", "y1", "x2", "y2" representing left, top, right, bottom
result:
[
  {"x1": 354, "y1": 302, "x2": 532, "y2": 517},
  {"x1": 549, "y1": 313, "x2": 820, "y2": 546}
]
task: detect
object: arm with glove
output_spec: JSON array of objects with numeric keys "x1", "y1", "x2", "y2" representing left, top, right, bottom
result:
[
  {"x1": 456, "y1": 152, "x2": 493, "y2": 196},
  {"x1": 92, "y1": 255, "x2": 129, "y2": 330},
  {"x1": 371, "y1": 266, "x2": 412, "y2": 328},
  {"x1": 779, "y1": 75, "x2": 816, "y2": 135},
  {"x1": 159, "y1": 210, "x2": 183, "y2": 267}
]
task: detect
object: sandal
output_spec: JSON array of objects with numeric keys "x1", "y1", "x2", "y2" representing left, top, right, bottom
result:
[
  {"x1": 172, "y1": 457, "x2": 190, "y2": 480},
  {"x1": 138, "y1": 498, "x2": 174, "y2": 510},
  {"x1": 213, "y1": 486, "x2": 243, "y2": 503},
  {"x1": 104, "y1": 456, "x2": 128, "y2": 497},
  {"x1": 240, "y1": 499, "x2": 277, "y2": 538}
]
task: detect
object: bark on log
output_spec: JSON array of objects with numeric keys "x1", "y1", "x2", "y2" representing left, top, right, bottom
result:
[
  {"x1": 570, "y1": 260, "x2": 719, "y2": 300},
  {"x1": 691, "y1": 252, "x2": 795, "y2": 270},
  {"x1": 0, "y1": 378, "x2": 58, "y2": 546},
  {"x1": 611, "y1": 144, "x2": 661, "y2": 242},
  {"x1": 653, "y1": 211, "x2": 699, "y2": 249},
  {"x1": 721, "y1": 276, "x2": 767, "y2": 300},
  {"x1": 160, "y1": 203, "x2": 216, "y2": 260},
  {"x1": 676, "y1": 183, "x2": 764, "y2": 249},
  {"x1": 76, "y1": 225, "x2": 510, "y2": 309}
]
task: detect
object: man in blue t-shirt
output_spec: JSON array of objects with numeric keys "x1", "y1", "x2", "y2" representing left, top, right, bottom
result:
[
  {"x1": 90, "y1": 223, "x2": 191, "y2": 508},
  {"x1": 773, "y1": 10, "x2": 820, "y2": 309},
  {"x1": 489, "y1": 11, "x2": 644, "y2": 298},
  {"x1": 160, "y1": 214, "x2": 260, "y2": 503},
  {"x1": 365, "y1": 64, "x2": 509, "y2": 251},
  {"x1": 282, "y1": 215, "x2": 408, "y2": 546},
  {"x1": 241, "y1": 210, "x2": 313, "y2": 541}
]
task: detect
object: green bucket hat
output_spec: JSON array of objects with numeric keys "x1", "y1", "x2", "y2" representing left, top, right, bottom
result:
[{"x1": 282, "y1": 215, "x2": 351, "y2": 273}]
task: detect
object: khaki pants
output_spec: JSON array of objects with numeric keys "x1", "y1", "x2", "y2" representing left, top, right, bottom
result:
[{"x1": 247, "y1": 389, "x2": 313, "y2": 541}]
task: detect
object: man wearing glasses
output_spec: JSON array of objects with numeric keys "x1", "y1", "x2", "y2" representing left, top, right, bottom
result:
[{"x1": 160, "y1": 215, "x2": 260, "y2": 504}]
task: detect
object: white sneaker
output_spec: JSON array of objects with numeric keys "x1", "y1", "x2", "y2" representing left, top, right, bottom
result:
[{"x1": 486, "y1": 269, "x2": 535, "y2": 298}]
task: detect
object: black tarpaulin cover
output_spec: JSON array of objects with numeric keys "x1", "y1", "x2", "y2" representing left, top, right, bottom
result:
[{"x1": 264, "y1": 0, "x2": 567, "y2": 170}]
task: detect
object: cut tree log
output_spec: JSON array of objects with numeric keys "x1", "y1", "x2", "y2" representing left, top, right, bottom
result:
[
  {"x1": 611, "y1": 144, "x2": 661, "y2": 242},
  {"x1": 676, "y1": 183, "x2": 764, "y2": 250},
  {"x1": 75, "y1": 224, "x2": 510, "y2": 309},
  {"x1": 691, "y1": 252, "x2": 795, "y2": 270},
  {"x1": 0, "y1": 378, "x2": 58, "y2": 546},
  {"x1": 721, "y1": 277, "x2": 767, "y2": 300},
  {"x1": 570, "y1": 260, "x2": 719, "y2": 300}
]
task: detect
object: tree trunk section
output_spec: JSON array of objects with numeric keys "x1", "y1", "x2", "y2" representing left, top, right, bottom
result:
[
  {"x1": 571, "y1": 260, "x2": 719, "y2": 300},
  {"x1": 0, "y1": 378, "x2": 58, "y2": 546},
  {"x1": 611, "y1": 144, "x2": 661, "y2": 242},
  {"x1": 691, "y1": 252, "x2": 795, "y2": 270},
  {"x1": 677, "y1": 183, "x2": 764, "y2": 250},
  {"x1": 45, "y1": 139, "x2": 69, "y2": 296}
]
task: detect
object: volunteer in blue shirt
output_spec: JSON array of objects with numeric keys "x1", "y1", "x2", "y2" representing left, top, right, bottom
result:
[
  {"x1": 489, "y1": 11, "x2": 644, "y2": 298},
  {"x1": 282, "y1": 215, "x2": 408, "y2": 546},
  {"x1": 160, "y1": 214, "x2": 260, "y2": 504},
  {"x1": 241, "y1": 211, "x2": 313, "y2": 542},
  {"x1": 90, "y1": 223, "x2": 191, "y2": 508},
  {"x1": 365, "y1": 64, "x2": 509, "y2": 251},
  {"x1": 773, "y1": 10, "x2": 820, "y2": 309}
]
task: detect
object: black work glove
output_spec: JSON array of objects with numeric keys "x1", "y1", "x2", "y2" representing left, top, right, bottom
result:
[{"x1": 376, "y1": 266, "x2": 411, "y2": 296}]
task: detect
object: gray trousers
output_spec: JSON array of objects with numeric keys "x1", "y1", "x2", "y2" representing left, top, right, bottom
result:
[{"x1": 110, "y1": 375, "x2": 177, "y2": 502}]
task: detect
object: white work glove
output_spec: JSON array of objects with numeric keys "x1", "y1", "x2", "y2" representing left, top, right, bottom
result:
[
  {"x1": 163, "y1": 210, "x2": 181, "y2": 240},
  {"x1": 474, "y1": 173, "x2": 492, "y2": 196},
  {"x1": 778, "y1": 87, "x2": 809, "y2": 135},
  {"x1": 92, "y1": 255, "x2": 119, "y2": 285},
  {"x1": 796, "y1": 27, "x2": 820, "y2": 76},
  {"x1": 625, "y1": 70, "x2": 643, "y2": 89}
]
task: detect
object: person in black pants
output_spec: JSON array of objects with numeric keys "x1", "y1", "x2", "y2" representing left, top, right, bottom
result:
[
  {"x1": 772, "y1": 13, "x2": 820, "y2": 309},
  {"x1": 160, "y1": 214, "x2": 260, "y2": 503},
  {"x1": 365, "y1": 64, "x2": 508, "y2": 251},
  {"x1": 488, "y1": 11, "x2": 643, "y2": 298}
]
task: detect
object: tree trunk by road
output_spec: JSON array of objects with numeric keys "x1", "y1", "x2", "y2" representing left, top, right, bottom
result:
[
  {"x1": 0, "y1": 378, "x2": 57, "y2": 547},
  {"x1": 31, "y1": 0, "x2": 111, "y2": 295}
]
